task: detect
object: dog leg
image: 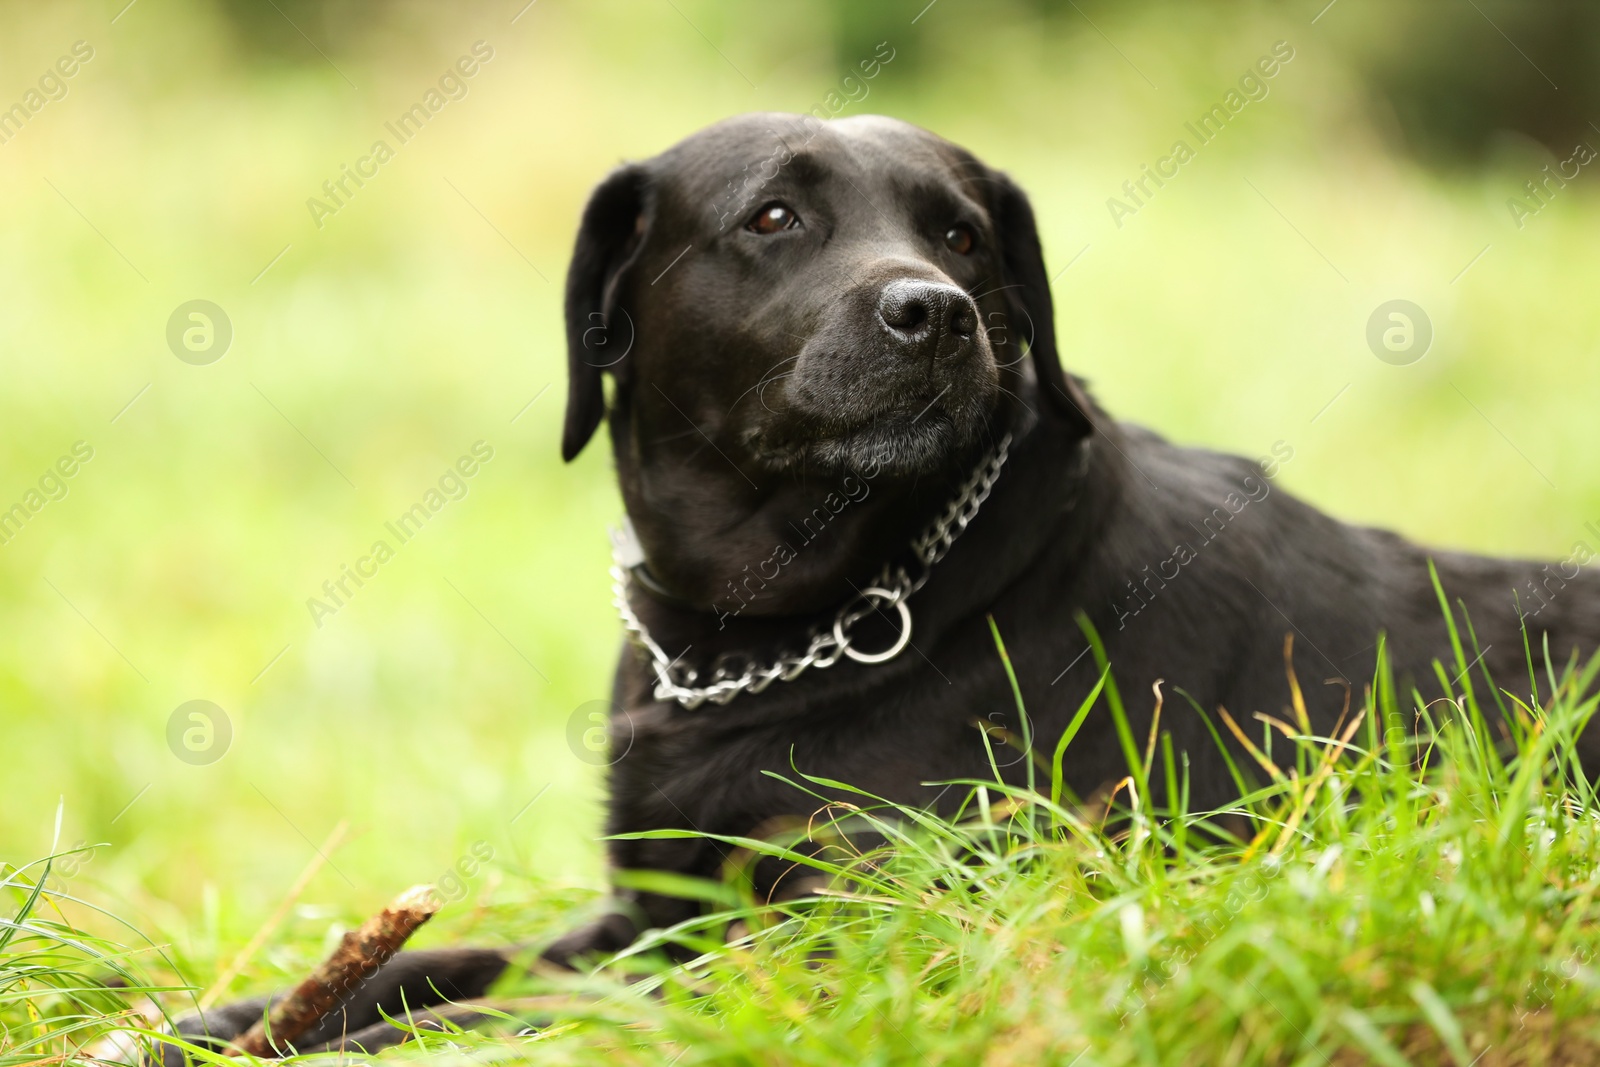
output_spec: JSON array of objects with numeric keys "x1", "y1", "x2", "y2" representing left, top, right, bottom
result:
[
  {"x1": 154, "y1": 912, "x2": 649, "y2": 1064},
  {"x1": 155, "y1": 947, "x2": 511, "y2": 1064}
]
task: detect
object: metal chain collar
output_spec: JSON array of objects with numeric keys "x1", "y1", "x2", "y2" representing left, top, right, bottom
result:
[{"x1": 612, "y1": 433, "x2": 1015, "y2": 709}]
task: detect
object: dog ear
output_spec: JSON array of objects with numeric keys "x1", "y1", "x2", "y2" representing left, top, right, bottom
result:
[
  {"x1": 563, "y1": 163, "x2": 651, "y2": 462},
  {"x1": 983, "y1": 168, "x2": 1094, "y2": 440}
]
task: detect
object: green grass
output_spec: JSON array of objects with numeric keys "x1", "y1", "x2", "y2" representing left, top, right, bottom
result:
[
  {"x1": 1, "y1": 843, "x2": 182, "y2": 1066},
  {"x1": 12, "y1": 597, "x2": 1600, "y2": 1066}
]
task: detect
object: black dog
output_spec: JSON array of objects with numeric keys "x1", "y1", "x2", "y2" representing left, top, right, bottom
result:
[{"x1": 168, "y1": 113, "x2": 1600, "y2": 1057}]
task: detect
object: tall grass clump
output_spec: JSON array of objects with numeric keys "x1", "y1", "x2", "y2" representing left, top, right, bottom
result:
[{"x1": 1, "y1": 831, "x2": 182, "y2": 1066}]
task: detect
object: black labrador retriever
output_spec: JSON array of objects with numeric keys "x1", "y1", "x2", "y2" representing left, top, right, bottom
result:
[{"x1": 167, "y1": 112, "x2": 1600, "y2": 1056}]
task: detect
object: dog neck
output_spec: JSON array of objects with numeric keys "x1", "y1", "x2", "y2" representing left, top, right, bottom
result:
[
  {"x1": 613, "y1": 420, "x2": 994, "y2": 623},
  {"x1": 613, "y1": 382, "x2": 1103, "y2": 693}
]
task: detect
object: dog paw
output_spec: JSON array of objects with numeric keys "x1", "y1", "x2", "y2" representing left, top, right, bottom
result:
[
  {"x1": 144, "y1": 996, "x2": 271, "y2": 1066},
  {"x1": 145, "y1": 947, "x2": 514, "y2": 1063}
]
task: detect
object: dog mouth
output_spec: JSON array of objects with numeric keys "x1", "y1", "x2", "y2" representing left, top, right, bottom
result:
[
  {"x1": 809, "y1": 410, "x2": 961, "y2": 471},
  {"x1": 750, "y1": 391, "x2": 989, "y2": 477}
]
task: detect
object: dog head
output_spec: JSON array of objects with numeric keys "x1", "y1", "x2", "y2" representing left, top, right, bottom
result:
[{"x1": 562, "y1": 114, "x2": 1093, "y2": 613}]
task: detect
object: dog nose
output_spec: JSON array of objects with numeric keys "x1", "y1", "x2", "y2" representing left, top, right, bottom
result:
[{"x1": 876, "y1": 280, "x2": 977, "y2": 355}]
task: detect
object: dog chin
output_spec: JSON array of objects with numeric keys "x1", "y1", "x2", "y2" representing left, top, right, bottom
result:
[{"x1": 798, "y1": 412, "x2": 979, "y2": 478}]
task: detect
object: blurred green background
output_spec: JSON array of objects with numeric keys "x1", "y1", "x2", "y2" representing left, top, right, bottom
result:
[{"x1": 3, "y1": 0, "x2": 1598, "y2": 978}]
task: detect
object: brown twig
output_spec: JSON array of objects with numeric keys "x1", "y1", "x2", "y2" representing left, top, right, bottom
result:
[{"x1": 228, "y1": 884, "x2": 439, "y2": 1057}]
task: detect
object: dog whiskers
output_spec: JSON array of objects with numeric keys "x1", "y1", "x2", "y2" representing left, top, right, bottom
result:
[
  {"x1": 756, "y1": 371, "x2": 798, "y2": 414},
  {"x1": 727, "y1": 353, "x2": 802, "y2": 414},
  {"x1": 968, "y1": 281, "x2": 1025, "y2": 302},
  {"x1": 995, "y1": 385, "x2": 1035, "y2": 416}
]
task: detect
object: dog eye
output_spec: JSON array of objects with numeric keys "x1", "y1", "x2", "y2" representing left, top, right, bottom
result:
[
  {"x1": 747, "y1": 202, "x2": 800, "y2": 235},
  {"x1": 944, "y1": 224, "x2": 976, "y2": 255}
]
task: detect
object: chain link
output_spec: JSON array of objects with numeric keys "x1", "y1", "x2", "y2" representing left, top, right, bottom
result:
[{"x1": 613, "y1": 433, "x2": 1015, "y2": 709}]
